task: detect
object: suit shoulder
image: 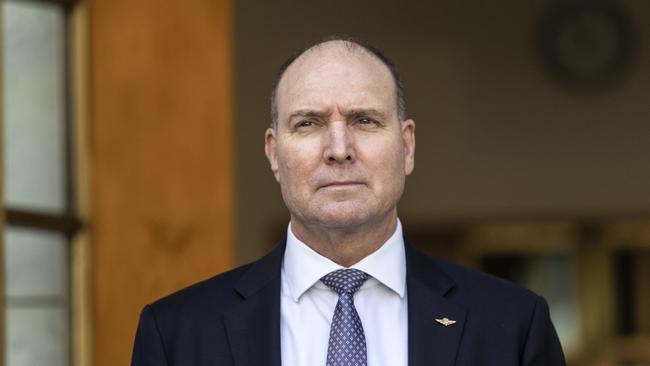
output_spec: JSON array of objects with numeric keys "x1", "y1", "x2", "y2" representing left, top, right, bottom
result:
[
  {"x1": 143, "y1": 242, "x2": 285, "y2": 327},
  {"x1": 146, "y1": 262, "x2": 253, "y2": 320}
]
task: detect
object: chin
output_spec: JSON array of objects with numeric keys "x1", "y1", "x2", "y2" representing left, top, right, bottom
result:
[
  {"x1": 315, "y1": 216, "x2": 367, "y2": 229},
  {"x1": 307, "y1": 203, "x2": 374, "y2": 229}
]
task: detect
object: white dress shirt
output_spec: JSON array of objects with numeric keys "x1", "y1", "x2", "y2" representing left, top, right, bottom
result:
[{"x1": 280, "y1": 220, "x2": 408, "y2": 366}]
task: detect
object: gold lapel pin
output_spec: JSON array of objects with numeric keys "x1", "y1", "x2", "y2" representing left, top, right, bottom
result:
[{"x1": 435, "y1": 317, "x2": 457, "y2": 326}]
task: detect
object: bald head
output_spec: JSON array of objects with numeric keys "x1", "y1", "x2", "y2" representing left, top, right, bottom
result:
[{"x1": 270, "y1": 37, "x2": 405, "y2": 128}]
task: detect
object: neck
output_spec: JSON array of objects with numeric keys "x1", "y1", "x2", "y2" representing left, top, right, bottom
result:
[{"x1": 290, "y1": 211, "x2": 398, "y2": 267}]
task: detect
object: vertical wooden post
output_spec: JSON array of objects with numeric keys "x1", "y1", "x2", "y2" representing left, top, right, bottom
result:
[
  {"x1": 0, "y1": 4, "x2": 5, "y2": 365},
  {"x1": 576, "y1": 239, "x2": 615, "y2": 364},
  {"x1": 89, "y1": 0, "x2": 234, "y2": 364},
  {"x1": 71, "y1": 2, "x2": 92, "y2": 365}
]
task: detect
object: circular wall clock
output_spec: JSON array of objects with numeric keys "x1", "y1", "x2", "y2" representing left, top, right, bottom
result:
[{"x1": 536, "y1": 1, "x2": 637, "y2": 89}]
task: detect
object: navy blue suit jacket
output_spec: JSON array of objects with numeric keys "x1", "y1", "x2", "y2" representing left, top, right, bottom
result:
[{"x1": 131, "y1": 239, "x2": 566, "y2": 365}]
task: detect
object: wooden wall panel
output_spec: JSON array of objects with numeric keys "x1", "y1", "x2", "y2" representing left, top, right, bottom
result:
[{"x1": 89, "y1": 0, "x2": 233, "y2": 364}]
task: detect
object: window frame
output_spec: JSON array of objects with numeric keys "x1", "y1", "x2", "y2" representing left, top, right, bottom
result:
[{"x1": 1, "y1": 0, "x2": 84, "y2": 365}]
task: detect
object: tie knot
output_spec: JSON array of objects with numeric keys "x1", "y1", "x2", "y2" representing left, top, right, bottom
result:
[{"x1": 321, "y1": 268, "x2": 369, "y2": 295}]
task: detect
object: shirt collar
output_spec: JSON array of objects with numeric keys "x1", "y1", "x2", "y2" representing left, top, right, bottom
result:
[{"x1": 282, "y1": 219, "x2": 406, "y2": 302}]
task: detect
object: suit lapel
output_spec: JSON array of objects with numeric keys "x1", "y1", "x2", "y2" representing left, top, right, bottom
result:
[
  {"x1": 406, "y1": 245, "x2": 467, "y2": 366},
  {"x1": 223, "y1": 241, "x2": 285, "y2": 366},
  {"x1": 221, "y1": 239, "x2": 468, "y2": 366}
]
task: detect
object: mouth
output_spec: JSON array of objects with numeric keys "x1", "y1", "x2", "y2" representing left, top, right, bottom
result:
[{"x1": 319, "y1": 181, "x2": 365, "y2": 190}]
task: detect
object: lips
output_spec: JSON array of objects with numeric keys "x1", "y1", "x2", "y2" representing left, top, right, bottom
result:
[{"x1": 319, "y1": 181, "x2": 365, "y2": 189}]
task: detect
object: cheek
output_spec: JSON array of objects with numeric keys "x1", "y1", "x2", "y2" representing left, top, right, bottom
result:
[
  {"x1": 363, "y1": 138, "x2": 405, "y2": 170},
  {"x1": 359, "y1": 138, "x2": 406, "y2": 196},
  {"x1": 277, "y1": 142, "x2": 321, "y2": 182}
]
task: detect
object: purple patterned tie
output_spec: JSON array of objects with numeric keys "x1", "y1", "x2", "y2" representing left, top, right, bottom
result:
[{"x1": 321, "y1": 269, "x2": 370, "y2": 366}]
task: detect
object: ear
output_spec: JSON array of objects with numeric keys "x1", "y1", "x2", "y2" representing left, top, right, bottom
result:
[
  {"x1": 401, "y1": 119, "x2": 416, "y2": 175},
  {"x1": 264, "y1": 127, "x2": 280, "y2": 182}
]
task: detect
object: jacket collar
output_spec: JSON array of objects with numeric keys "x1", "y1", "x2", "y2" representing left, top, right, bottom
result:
[{"x1": 405, "y1": 243, "x2": 467, "y2": 366}]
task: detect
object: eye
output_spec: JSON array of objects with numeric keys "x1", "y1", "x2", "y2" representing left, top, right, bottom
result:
[
  {"x1": 296, "y1": 120, "x2": 316, "y2": 128},
  {"x1": 356, "y1": 117, "x2": 378, "y2": 126}
]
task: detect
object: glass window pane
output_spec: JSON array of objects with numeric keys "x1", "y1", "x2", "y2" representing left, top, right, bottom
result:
[
  {"x1": 4, "y1": 227, "x2": 67, "y2": 297},
  {"x1": 2, "y1": 0, "x2": 66, "y2": 213},
  {"x1": 5, "y1": 306, "x2": 68, "y2": 366},
  {"x1": 525, "y1": 254, "x2": 581, "y2": 353},
  {"x1": 482, "y1": 253, "x2": 581, "y2": 353}
]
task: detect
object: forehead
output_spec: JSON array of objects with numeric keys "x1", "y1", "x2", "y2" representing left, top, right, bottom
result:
[{"x1": 276, "y1": 43, "x2": 396, "y2": 117}]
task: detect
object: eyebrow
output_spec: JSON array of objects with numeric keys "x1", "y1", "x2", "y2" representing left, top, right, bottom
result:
[
  {"x1": 286, "y1": 108, "x2": 388, "y2": 124},
  {"x1": 344, "y1": 108, "x2": 387, "y2": 120},
  {"x1": 286, "y1": 109, "x2": 330, "y2": 123}
]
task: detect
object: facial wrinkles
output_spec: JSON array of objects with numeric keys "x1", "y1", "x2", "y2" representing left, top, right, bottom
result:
[{"x1": 284, "y1": 92, "x2": 379, "y2": 126}]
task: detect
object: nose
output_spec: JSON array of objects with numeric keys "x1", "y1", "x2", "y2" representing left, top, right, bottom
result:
[{"x1": 323, "y1": 121, "x2": 355, "y2": 164}]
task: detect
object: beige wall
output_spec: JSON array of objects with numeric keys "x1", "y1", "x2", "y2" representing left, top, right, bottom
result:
[
  {"x1": 234, "y1": 0, "x2": 650, "y2": 263},
  {"x1": 90, "y1": 0, "x2": 234, "y2": 364}
]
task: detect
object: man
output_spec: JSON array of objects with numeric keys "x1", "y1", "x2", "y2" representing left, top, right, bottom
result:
[{"x1": 132, "y1": 37, "x2": 566, "y2": 366}]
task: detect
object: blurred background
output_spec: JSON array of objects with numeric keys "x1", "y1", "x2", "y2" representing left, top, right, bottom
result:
[{"x1": 1, "y1": 0, "x2": 649, "y2": 365}]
